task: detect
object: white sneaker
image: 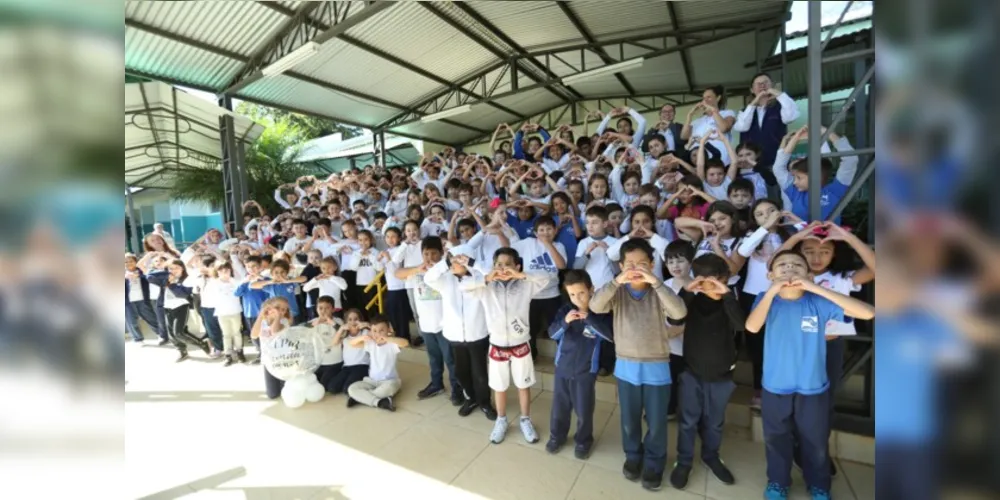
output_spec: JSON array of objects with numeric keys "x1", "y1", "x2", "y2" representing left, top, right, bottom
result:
[
  {"x1": 490, "y1": 416, "x2": 508, "y2": 444},
  {"x1": 519, "y1": 416, "x2": 539, "y2": 444}
]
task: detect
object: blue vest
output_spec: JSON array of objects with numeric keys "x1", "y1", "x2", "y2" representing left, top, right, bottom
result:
[{"x1": 740, "y1": 103, "x2": 787, "y2": 168}]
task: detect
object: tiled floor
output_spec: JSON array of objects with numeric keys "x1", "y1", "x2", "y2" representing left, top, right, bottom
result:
[{"x1": 125, "y1": 342, "x2": 875, "y2": 500}]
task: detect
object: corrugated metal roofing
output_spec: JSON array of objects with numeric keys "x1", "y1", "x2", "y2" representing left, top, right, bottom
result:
[
  {"x1": 571, "y1": 0, "x2": 669, "y2": 38},
  {"x1": 125, "y1": 1, "x2": 282, "y2": 57},
  {"x1": 462, "y1": 1, "x2": 581, "y2": 52},
  {"x1": 125, "y1": 29, "x2": 243, "y2": 91},
  {"x1": 675, "y1": 0, "x2": 786, "y2": 28},
  {"x1": 688, "y1": 32, "x2": 768, "y2": 89},
  {"x1": 237, "y1": 74, "x2": 400, "y2": 126},
  {"x1": 493, "y1": 87, "x2": 561, "y2": 117}
]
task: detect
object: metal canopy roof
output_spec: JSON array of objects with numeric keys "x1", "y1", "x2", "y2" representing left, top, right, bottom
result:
[
  {"x1": 125, "y1": 82, "x2": 264, "y2": 189},
  {"x1": 125, "y1": 1, "x2": 790, "y2": 146},
  {"x1": 296, "y1": 132, "x2": 422, "y2": 173}
]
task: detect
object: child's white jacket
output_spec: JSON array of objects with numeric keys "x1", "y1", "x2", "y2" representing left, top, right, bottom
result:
[
  {"x1": 459, "y1": 269, "x2": 552, "y2": 348},
  {"x1": 423, "y1": 260, "x2": 489, "y2": 344}
]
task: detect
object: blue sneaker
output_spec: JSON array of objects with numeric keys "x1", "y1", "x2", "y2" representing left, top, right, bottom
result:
[
  {"x1": 764, "y1": 482, "x2": 788, "y2": 500},
  {"x1": 809, "y1": 487, "x2": 832, "y2": 500}
]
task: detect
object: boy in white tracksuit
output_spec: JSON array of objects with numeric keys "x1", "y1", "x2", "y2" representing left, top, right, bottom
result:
[
  {"x1": 424, "y1": 246, "x2": 497, "y2": 422},
  {"x1": 461, "y1": 247, "x2": 552, "y2": 445}
]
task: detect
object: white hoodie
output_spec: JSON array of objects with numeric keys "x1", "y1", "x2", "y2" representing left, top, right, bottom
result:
[
  {"x1": 460, "y1": 269, "x2": 552, "y2": 348},
  {"x1": 423, "y1": 260, "x2": 489, "y2": 344}
]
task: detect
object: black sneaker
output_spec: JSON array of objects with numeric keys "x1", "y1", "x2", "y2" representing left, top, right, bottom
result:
[
  {"x1": 704, "y1": 458, "x2": 735, "y2": 485},
  {"x1": 597, "y1": 368, "x2": 610, "y2": 377},
  {"x1": 830, "y1": 459, "x2": 838, "y2": 478},
  {"x1": 641, "y1": 470, "x2": 663, "y2": 492},
  {"x1": 417, "y1": 384, "x2": 444, "y2": 400},
  {"x1": 450, "y1": 392, "x2": 466, "y2": 407},
  {"x1": 545, "y1": 439, "x2": 565, "y2": 455},
  {"x1": 223, "y1": 356, "x2": 234, "y2": 367},
  {"x1": 480, "y1": 405, "x2": 498, "y2": 421},
  {"x1": 198, "y1": 341, "x2": 211, "y2": 355},
  {"x1": 670, "y1": 464, "x2": 692, "y2": 490},
  {"x1": 236, "y1": 351, "x2": 247, "y2": 363},
  {"x1": 175, "y1": 351, "x2": 188, "y2": 362},
  {"x1": 458, "y1": 400, "x2": 479, "y2": 417},
  {"x1": 622, "y1": 460, "x2": 642, "y2": 482},
  {"x1": 157, "y1": 339, "x2": 170, "y2": 347},
  {"x1": 346, "y1": 397, "x2": 360, "y2": 408},
  {"x1": 574, "y1": 444, "x2": 592, "y2": 460},
  {"x1": 411, "y1": 336, "x2": 425, "y2": 347},
  {"x1": 377, "y1": 397, "x2": 396, "y2": 412}
]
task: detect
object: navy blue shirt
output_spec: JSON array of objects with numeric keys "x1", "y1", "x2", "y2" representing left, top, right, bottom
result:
[
  {"x1": 235, "y1": 280, "x2": 269, "y2": 319},
  {"x1": 552, "y1": 215, "x2": 580, "y2": 268},
  {"x1": 754, "y1": 292, "x2": 844, "y2": 395},
  {"x1": 548, "y1": 304, "x2": 612, "y2": 377},
  {"x1": 507, "y1": 212, "x2": 538, "y2": 240},
  {"x1": 260, "y1": 280, "x2": 300, "y2": 318}
]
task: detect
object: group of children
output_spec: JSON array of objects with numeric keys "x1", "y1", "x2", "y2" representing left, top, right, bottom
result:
[{"x1": 126, "y1": 76, "x2": 875, "y2": 500}]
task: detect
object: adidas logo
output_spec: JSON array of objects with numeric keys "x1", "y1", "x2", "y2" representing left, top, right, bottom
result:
[{"x1": 528, "y1": 253, "x2": 554, "y2": 271}]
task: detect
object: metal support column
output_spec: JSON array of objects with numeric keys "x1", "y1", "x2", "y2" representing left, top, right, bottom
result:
[
  {"x1": 373, "y1": 130, "x2": 387, "y2": 168},
  {"x1": 218, "y1": 95, "x2": 246, "y2": 234},
  {"x1": 126, "y1": 185, "x2": 142, "y2": 253},
  {"x1": 854, "y1": 57, "x2": 869, "y2": 150},
  {"x1": 780, "y1": 27, "x2": 787, "y2": 88},
  {"x1": 807, "y1": 2, "x2": 824, "y2": 221}
]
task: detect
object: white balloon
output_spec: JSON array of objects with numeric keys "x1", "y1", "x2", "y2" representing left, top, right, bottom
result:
[
  {"x1": 304, "y1": 380, "x2": 325, "y2": 403},
  {"x1": 261, "y1": 326, "x2": 325, "y2": 381},
  {"x1": 280, "y1": 384, "x2": 306, "y2": 409}
]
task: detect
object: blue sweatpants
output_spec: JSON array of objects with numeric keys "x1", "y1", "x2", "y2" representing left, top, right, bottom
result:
[
  {"x1": 618, "y1": 380, "x2": 671, "y2": 475},
  {"x1": 876, "y1": 442, "x2": 938, "y2": 500},
  {"x1": 421, "y1": 332, "x2": 460, "y2": 397},
  {"x1": 550, "y1": 373, "x2": 597, "y2": 448},
  {"x1": 200, "y1": 307, "x2": 223, "y2": 351},
  {"x1": 762, "y1": 390, "x2": 831, "y2": 490},
  {"x1": 676, "y1": 371, "x2": 735, "y2": 466}
]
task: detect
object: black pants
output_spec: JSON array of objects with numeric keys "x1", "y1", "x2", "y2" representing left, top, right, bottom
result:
[
  {"x1": 315, "y1": 363, "x2": 343, "y2": 392},
  {"x1": 341, "y1": 270, "x2": 359, "y2": 311},
  {"x1": 264, "y1": 366, "x2": 284, "y2": 399},
  {"x1": 327, "y1": 364, "x2": 369, "y2": 394},
  {"x1": 739, "y1": 291, "x2": 765, "y2": 391},
  {"x1": 165, "y1": 305, "x2": 203, "y2": 353},
  {"x1": 877, "y1": 443, "x2": 938, "y2": 500},
  {"x1": 551, "y1": 372, "x2": 597, "y2": 448},
  {"x1": 385, "y1": 289, "x2": 412, "y2": 339},
  {"x1": 451, "y1": 337, "x2": 491, "y2": 408},
  {"x1": 676, "y1": 371, "x2": 735, "y2": 466},
  {"x1": 528, "y1": 297, "x2": 562, "y2": 359},
  {"x1": 667, "y1": 354, "x2": 687, "y2": 416}
]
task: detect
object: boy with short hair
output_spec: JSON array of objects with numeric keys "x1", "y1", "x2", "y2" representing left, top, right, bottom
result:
[
  {"x1": 250, "y1": 260, "x2": 307, "y2": 323},
  {"x1": 346, "y1": 315, "x2": 410, "y2": 411},
  {"x1": 590, "y1": 238, "x2": 687, "y2": 492},
  {"x1": 311, "y1": 296, "x2": 345, "y2": 390},
  {"x1": 546, "y1": 270, "x2": 613, "y2": 460},
  {"x1": 669, "y1": 254, "x2": 746, "y2": 490},
  {"x1": 664, "y1": 240, "x2": 696, "y2": 419},
  {"x1": 573, "y1": 205, "x2": 619, "y2": 374},
  {"x1": 774, "y1": 126, "x2": 858, "y2": 223},
  {"x1": 514, "y1": 216, "x2": 567, "y2": 361},
  {"x1": 745, "y1": 250, "x2": 874, "y2": 500},
  {"x1": 235, "y1": 255, "x2": 269, "y2": 364},
  {"x1": 461, "y1": 247, "x2": 552, "y2": 445}
]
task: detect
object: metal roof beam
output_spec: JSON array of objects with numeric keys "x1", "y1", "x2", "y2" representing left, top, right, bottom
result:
[
  {"x1": 556, "y1": 1, "x2": 635, "y2": 96},
  {"x1": 449, "y1": 2, "x2": 582, "y2": 102},
  {"x1": 666, "y1": 2, "x2": 695, "y2": 92}
]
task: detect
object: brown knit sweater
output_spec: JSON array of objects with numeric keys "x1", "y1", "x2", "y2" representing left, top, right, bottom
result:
[{"x1": 590, "y1": 281, "x2": 687, "y2": 362}]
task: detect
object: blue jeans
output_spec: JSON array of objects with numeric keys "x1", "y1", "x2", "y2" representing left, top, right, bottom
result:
[
  {"x1": 421, "y1": 332, "x2": 460, "y2": 396},
  {"x1": 125, "y1": 301, "x2": 158, "y2": 341},
  {"x1": 618, "y1": 380, "x2": 671, "y2": 475},
  {"x1": 676, "y1": 371, "x2": 735, "y2": 466},
  {"x1": 200, "y1": 307, "x2": 223, "y2": 351},
  {"x1": 762, "y1": 390, "x2": 830, "y2": 490}
]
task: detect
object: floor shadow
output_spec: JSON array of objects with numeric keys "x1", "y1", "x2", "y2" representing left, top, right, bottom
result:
[{"x1": 136, "y1": 466, "x2": 349, "y2": 500}]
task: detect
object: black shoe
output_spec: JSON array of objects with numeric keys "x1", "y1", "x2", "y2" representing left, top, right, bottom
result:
[
  {"x1": 377, "y1": 397, "x2": 396, "y2": 412},
  {"x1": 641, "y1": 470, "x2": 663, "y2": 492},
  {"x1": 458, "y1": 400, "x2": 479, "y2": 417},
  {"x1": 670, "y1": 464, "x2": 692, "y2": 490},
  {"x1": 157, "y1": 339, "x2": 170, "y2": 346},
  {"x1": 450, "y1": 392, "x2": 466, "y2": 407},
  {"x1": 417, "y1": 384, "x2": 444, "y2": 400},
  {"x1": 236, "y1": 351, "x2": 247, "y2": 363},
  {"x1": 346, "y1": 397, "x2": 360, "y2": 408},
  {"x1": 703, "y1": 458, "x2": 735, "y2": 485},
  {"x1": 175, "y1": 351, "x2": 188, "y2": 362},
  {"x1": 411, "y1": 336, "x2": 424, "y2": 347},
  {"x1": 223, "y1": 355, "x2": 234, "y2": 367},
  {"x1": 545, "y1": 439, "x2": 565, "y2": 455},
  {"x1": 830, "y1": 459, "x2": 838, "y2": 478},
  {"x1": 198, "y1": 341, "x2": 211, "y2": 355},
  {"x1": 574, "y1": 444, "x2": 592, "y2": 460},
  {"x1": 480, "y1": 405, "x2": 498, "y2": 421},
  {"x1": 622, "y1": 460, "x2": 642, "y2": 482},
  {"x1": 597, "y1": 368, "x2": 610, "y2": 377},
  {"x1": 250, "y1": 357, "x2": 261, "y2": 366}
]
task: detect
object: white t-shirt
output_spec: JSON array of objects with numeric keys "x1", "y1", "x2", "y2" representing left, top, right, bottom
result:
[
  {"x1": 127, "y1": 273, "x2": 144, "y2": 302},
  {"x1": 206, "y1": 279, "x2": 242, "y2": 317},
  {"x1": 688, "y1": 109, "x2": 737, "y2": 165},
  {"x1": 814, "y1": 271, "x2": 862, "y2": 336},
  {"x1": 346, "y1": 248, "x2": 384, "y2": 286},
  {"x1": 704, "y1": 177, "x2": 732, "y2": 201},
  {"x1": 608, "y1": 234, "x2": 669, "y2": 280},
  {"x1": 420, "y1": 219, "x2": 448, "y2": 239},
  {"x1": 414, "y1": 272, "x2": 444, "y2": 333},
  {"x1": 665, "y1": 277, "x2": 687, "y2": 356},
  {"x1": 162, "y1": 284, "x2": 188, "y2": 310},
  {"x1": 365, "y1": 340, "x2": 401, "y2": 382},
  {"x1": 393, "y1": 242, "x2": 424, "y2": 290},
  {"x1": 310, "y1": 239, "x2": 339, "y2": 258},
  {"x1": 283, "y1": 236, "x2": 311, "y2": 254},
  {"x1": 381, "y1": 253, "x2": 407, "y2": 291},
  {"x1": 740, "y1": 232, "x2": 784, "y2": 296},
  {"x1": 302, "y1": 276, "x2": 348, "y2": 310},
  {"x1": 513, "y1": 238, "x2": 566, "y2": 300},
  {"x1": 342, "y1": 332, "x2": 370, "y2": 366},
  {"x1": 574, "y1": 235, "x2": 619, "y2": 289},
  {"x1": 314, "y1": 322, "x2": 344, "y2": 365},
  {"x1": 694, "y1": 236, "x2": 740, "y2": 285}
]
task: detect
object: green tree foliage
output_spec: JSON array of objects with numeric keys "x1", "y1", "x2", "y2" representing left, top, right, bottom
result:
[{"x1": 236, "y1": 102, "x2": 362, "y2": 141}]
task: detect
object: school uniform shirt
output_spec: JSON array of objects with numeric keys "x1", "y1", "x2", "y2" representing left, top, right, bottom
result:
[
  {"x1": 413, "y1": 271, "x2": 445, "y2": 333},
  {"x1": 694, "y1": 236, "x2": 740, "y2": 285},
  {"x1": 391, "y1": 242, "x2": 424, "y2": 290},
  {"x1": 365, "y1": 339, "x2": 402, "y2": 382},
  {"x1": 310, "y1": 238, "x2": 339, "y2": 258},
  {"x1": 703, "y1": 177, "x2": 733, "y2": 201},
  {"x1": 315, "y1": 322, "x2": 344, "y2": 365},
  {"x1": 677, "y1": 290, "x2": 744, "y2": 382},
  {"x1": 506, "y1": 211, "x2": 538, "y2": 240},
  {"x1": 607, "y1": 234, "x2": 669, "y2": 280},
  {"x1": 183, "y1": 274, "x2": 212, "y2": 308},
  {"x1": 331, "y1": 240, "x2": 361, "y2": 271},
  {"x1": 235, "y1": 279, "x2": 269, "y2": 319},
  {"x1": 380, "y1": 251, "x2": 407, "y2": 291},
  {"x1": 282, "y1": 236, "x2": 311, "y2": 255},
  {"x1": 552, "y1": 215, "x2": 579, "y2": 268},
  {"x1": 753, "y1": 292, "x2": 844, "y2": 395},
  {"x1": 513, "y1": 238, "x2": 566, "y2": 300},
  {"x1": 467, "y1": 229, "x2": 521, "y2": 271},
  {"x1": 423, "y1": 260, "x2": 488, "y2": 344},
  {"x1": 739, "y1": 169, "x2": 770, "y2": 202},
  {"x1": 302, "y1": 276, "x2": 348, "y2": 310},
  {"x1": 573, "y1": 235, "x2": 619, "y2": 289},
  {"x1": 260, "y1": 281, "x2": 301, "y2": 318},
  {"x1": 814, "y1": 271, "x2": 862, "y2": 336},
  {"x1": 548, "y1": 304, "x2": 613, "y2": 377},
  {"x1": 161, "y1": 281, "x2": 191, "y2": 310},
  {"x1": 738, "y1": 230, "x2": 783, "y2": 296},
  {"x1": 619, "y1": 218, "x2": 676, "y2": 243},
  {"x1": 345, "y1": 248, "x2": 383, "y2": 286},
  {"x1": 206, "y1": 279, "x2": 242, "y2": 317},
  {"x1": 342, "y1": 332, "x2": 370, "y2": 366},
  {"x1": 126, "y1": 272, "x2": 146, "y2": 303},
  {"x1": 687, "y1": 110, "x2": 738, "y2": 165},
  {"x1": 664, "y1": 278, "x2": 688, "y2": 356},
  {"x1": 420, "y1": 219, "x2": 448, "y2": 239},
  {"x1": 460, "y1": 270, "x2": 553, "y2": 348},
  {"x1": 773, "y1": 137, "x2": 858, "y2": 223}
]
